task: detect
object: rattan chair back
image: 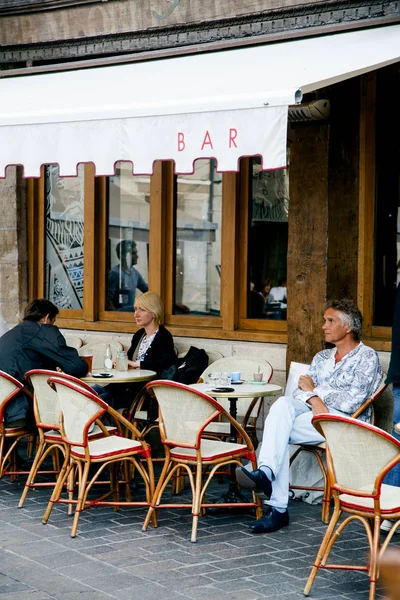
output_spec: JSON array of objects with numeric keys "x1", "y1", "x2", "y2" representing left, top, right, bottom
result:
[
  {"x1": 147, "y1": 381, "x2": 223, "y2": 447},
  {"x1": 63, "y1": 334, "x2": 83, "y2": 349},
  {"x1": 201, "y1": 357, "x2": 273, "y2": 384},
  {"x1": 313, "y1": 414, "x2": 400, "y2": 494},
  {"x1": 47, "y1": 377, "x2": 107, "y2": 446},
  {"x1": 25, "y1": 370, "x2": 95, "y2": 430},
  {"x1": 0, "y1": 370, "x2": 24, "y2": 423},
  {"x1": 200, "y1": 357, "x2": 273, "y2": 420}
]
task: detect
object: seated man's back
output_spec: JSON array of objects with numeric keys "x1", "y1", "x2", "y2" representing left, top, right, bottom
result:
[{"x1": 0, "y1": 299, "x2": 88, "y2": 426}]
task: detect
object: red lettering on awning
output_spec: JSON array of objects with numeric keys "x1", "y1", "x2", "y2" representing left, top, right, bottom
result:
[
  {"x1": 201, "y1": 131, "x2": 214, "y2": 150},
  {"x1": 178, "y1": 132, "x2": 185, "y2": 151},
  {"x1": 229, "y1": 128, "x2": 238, "y2": 148}
]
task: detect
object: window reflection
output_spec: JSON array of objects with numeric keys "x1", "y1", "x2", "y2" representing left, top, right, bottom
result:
[
  {"x1": 45, "y1": 165, "x2": 84, "y2": 309},
  {"x1": 174, "y1": 159, "x2": 222, "y2": 316},
  {"x1": 247, "y1": 157, "x2": 289, "y2": 320},
  {"x1": 106, "y1": 163, "x2": 149, "y2": 312}
]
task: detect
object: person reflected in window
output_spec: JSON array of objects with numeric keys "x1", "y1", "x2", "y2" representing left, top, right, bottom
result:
[
  {"x1": 260, "y1": 279, "x2": 273, "y2": 302},
  {"x1": 268, "y1": 277, "x2": 287, "y2": 308},
  {"x1": 108, "y1": 240, "x2": 148, "y2": 311},
  {"x1": 249, "y1": 281, "x2": 265, "y2": 318}
]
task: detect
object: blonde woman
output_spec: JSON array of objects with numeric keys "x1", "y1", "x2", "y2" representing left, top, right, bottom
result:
[{"x1": 127, "y1": 291, "x2": 176, "y2": 373}]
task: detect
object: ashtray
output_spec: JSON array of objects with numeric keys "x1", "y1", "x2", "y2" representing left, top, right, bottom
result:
[{"x1": 92, "y1": 373, "x2": 113, "y2": 379}]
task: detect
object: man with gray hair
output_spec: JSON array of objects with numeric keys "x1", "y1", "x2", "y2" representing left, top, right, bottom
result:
[{"x1": 236, "y1": 298, "x2": 382, "y2": 534}]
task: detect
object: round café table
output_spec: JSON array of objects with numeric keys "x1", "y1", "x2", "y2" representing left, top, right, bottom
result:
[
  {"x1": 82, "y1": 368, "x2": 156, "y2": 385},
  {"x1": 190, "y1": 381, "x2": 282, "y2": 503}
]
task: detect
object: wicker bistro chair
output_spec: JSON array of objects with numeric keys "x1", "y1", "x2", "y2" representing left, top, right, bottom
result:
[
  {"x1": 18, "y1": 370, "x2": 118, "y2": 509},
  {"x1": 199, "y1": 358, "x2": 273, "y2": 444},
  {"x1": 290, "y1": 375, "x2": 387, "y2": 524},
  {"x1": 304, "y1": 414, "x2": 400, "y2": 600},
  {"x1": 42, "y1": 376, "x2": 155, "y2": 538},
  {"x1": 0, "y1": 370, "x2": 35, "y2": 480},
  {"x1": 142, "y1": 381, "x2": 263, "y2": 543},
  {"x1": 63, "y1": 334, "x2": 83, "y2": 350}
]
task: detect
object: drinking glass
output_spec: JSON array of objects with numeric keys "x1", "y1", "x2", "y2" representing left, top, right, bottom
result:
[
  {"x1": 218, "y1": 373, "x2": 232, "y2": 386},
  {"x1": 207, "y1": 372, "x2": 221, "y2": 386},
  {"x1": 116, "y1": 351, "x2": 128, "y2": 371}
]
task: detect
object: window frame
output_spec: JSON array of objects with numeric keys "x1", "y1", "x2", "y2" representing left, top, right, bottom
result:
[{"x1": 28, "y1": 159, "x2": 290, "y2": 343}]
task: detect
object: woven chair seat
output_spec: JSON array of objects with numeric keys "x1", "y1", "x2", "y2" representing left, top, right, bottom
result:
[
  {"x1": 204, "y1": 422, "x2": 231, "y2": 435},
  {"x1": 44, "y1": 424, "x2": 117, "y2": 442},
  {"x1": 340, "y1": 483, "x2": 400, "y2": 513},
  {"x1": 5, "y1": 425, "x2": 32, "y2": 434},
  {"x1": 170, "y1": 438, "x2": 247, "y2": 461},
  {"x1": 71, "y1": 435, "x2": 142, "y2": 459}
]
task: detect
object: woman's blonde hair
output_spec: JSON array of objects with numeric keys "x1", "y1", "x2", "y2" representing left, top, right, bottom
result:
[{"x1": 134, "y1": 291, "x2": 164, "y2": 324}]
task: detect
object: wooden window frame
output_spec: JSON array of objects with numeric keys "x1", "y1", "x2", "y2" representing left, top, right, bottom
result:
[{"x1": 27, "y1": 159, "x2": 289, "y2": 343}]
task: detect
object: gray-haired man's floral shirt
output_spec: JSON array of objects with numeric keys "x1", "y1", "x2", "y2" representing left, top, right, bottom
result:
[{"x1": 293, "y1": 342, "x2": 382, "y2": 421}]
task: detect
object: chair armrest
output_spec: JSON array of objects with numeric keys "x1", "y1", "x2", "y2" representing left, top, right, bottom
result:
[{"x1": 351, "y1": 397, "x2": 373, "y2": 419}]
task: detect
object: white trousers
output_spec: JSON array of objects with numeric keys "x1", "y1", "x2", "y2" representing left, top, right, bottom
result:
[{"x1": 257, "y1": 396, "x2": 346, "y2": 509}]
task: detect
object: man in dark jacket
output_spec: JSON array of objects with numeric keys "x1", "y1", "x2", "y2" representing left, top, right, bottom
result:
[{"x1": 0, "y1": 298, "x2": 88, "y2": 427}]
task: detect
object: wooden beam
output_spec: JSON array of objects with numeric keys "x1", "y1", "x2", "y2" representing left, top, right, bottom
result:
[
  {"x1": 287, "y1": 121, "x2": 330, "y2": 367},
  {"x1": 357, "y1": 72, "x2": 376, "y2": 337}
]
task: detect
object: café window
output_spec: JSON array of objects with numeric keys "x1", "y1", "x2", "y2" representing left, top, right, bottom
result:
[
  {"x1": 106, "y1": 163, "x2": 150, "y2": 313},
  {"x1": 173, "y1": 159, "x2": 222, "y2": 317},
  {"x1": 45, "y1": 165, "x2": 85, "y2": 310},
  {"x1": 247, "y1": 157, "x2": 289, "y2": 321},
  {"x1": 373, "y1": 67, "x2": 400, "y2": 326}
]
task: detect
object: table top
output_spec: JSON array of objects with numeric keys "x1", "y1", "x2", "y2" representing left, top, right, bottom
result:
[
  {"x1": 82, "y1": 368, "x2": 156, "y2": 384},
  {"x1": 190, "y1": 382, "x2": 282, "y2": 398}
]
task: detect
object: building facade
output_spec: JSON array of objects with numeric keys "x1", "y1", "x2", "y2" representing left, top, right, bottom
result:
[{"x1": 0, "y1": 0, "x2": 399, "y2": 389}]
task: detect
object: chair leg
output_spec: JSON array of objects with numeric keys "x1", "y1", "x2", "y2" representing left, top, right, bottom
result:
[
  {"x1": 368, "y1": 516, "x2": 380, "y2": 600},
  {"x1": 142, "y1": 457, "x2": 171, "y2": 531},
  {"x1": 18, "y1": 440, "x2": 47, "y2": 508},
  {"x1": 321, "y1": 482, "x2": 331, "y2": 524},
  {"x1": 71, "y1": 460, "x2": 90, "y2": 538},
  {"x1": 304, "y1": 505, "x2": 342, "y2": 596},
  {"x1": 191, "y1": 462, "x2": 203, "y2": 543},
  {"x1": 0, "y1": 434, "x2": 5, "y2": 478},
  {"x1": 42, "y1": 456, "x2": 73, "y2": 524}
]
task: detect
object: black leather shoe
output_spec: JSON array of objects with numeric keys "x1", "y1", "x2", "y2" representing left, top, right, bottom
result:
[
  {"x1": 249, "y1": 507, "x2": 289, "y2": 533},
  {"x1": 235, "y1": 467, "x2": 272, "y2": 499}
]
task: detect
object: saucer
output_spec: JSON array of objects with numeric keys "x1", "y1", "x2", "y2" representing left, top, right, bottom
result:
[
  {"x1": 249, "y1": 380, "x2": 267, "y2": 385},
  {"x1": 232, "y1": 380, "x2": 245, "y2": 385}
]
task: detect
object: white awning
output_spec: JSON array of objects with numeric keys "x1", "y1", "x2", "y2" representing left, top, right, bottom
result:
[{"x1": 0, "y1": 24, "x2": 399, "y2": 178}]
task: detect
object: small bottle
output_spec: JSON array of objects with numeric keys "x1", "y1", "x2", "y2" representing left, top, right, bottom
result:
[{"x1": 103, "y1": 344, "x2": 113, "y2": 372}]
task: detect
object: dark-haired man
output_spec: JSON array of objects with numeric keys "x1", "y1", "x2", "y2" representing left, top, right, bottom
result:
[
  {"x1": 236, "y1": 299, "x2": 382, "y2": 534},
  {"x1": 108, "y1": 240, "x2": 148, "y2": 311},
  {"x1": 0, "y1": 298, "x2": 88, "y2": 427}
]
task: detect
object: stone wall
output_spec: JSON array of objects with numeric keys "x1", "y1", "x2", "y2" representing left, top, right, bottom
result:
[{"x1": 0, "y1": 167, "x2": 28, "y2": 327}]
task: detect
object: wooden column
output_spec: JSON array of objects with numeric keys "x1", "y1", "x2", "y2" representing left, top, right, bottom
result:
[
  {"x1": 287, "y1": 121, "x2": 330, "y2": 368},
  {"x1": 287, "y1": 79, "x2": 362, "y2": 369}
]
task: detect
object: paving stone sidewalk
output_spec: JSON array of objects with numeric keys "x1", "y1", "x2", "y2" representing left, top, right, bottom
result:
[{"x1": 1, "y1": 473, "x2": 399, "y2": 600}]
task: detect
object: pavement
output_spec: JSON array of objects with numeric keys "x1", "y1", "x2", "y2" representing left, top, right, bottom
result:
[{"x1": 1, "y1": 465, "x2": 400, "y2": 600}]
